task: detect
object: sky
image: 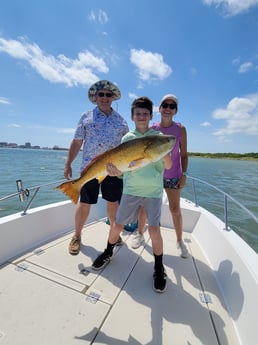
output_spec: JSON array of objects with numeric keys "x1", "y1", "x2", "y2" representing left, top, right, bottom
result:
[{"x1": 0, "y1": 0, "x2": 258, "y2": 153}]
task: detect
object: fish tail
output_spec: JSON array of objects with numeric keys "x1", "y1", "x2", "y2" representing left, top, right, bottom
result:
[{"x1": 55, "y1": 180, "x2": 81, "y2": 204}]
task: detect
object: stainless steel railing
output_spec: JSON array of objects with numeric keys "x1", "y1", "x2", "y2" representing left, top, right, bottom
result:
[
  {"x1": 186, "y1": 176, "x2": 258, "y2": 230},
  {"x1": 0, "y1": 179, "x2": 66, "y2": 216},
  {"x1": 1, "y1": 176, "x2": 257, "y2": 229}
]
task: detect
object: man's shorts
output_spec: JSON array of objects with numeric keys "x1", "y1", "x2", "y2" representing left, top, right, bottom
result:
[
  {"x1": 80, "y1": 176, "x2": 123, "y2": 204},
  {"x1": 163, "y1": 178, "x2": 180, "y2": 189},
  {"x1": 116, "y1": 194, "x2": 162, "y2": 227}
]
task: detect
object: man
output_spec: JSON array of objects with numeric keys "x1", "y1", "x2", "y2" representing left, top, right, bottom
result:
[{"x1": 64, "y1": 80, "x2": 129, "y2": 255}]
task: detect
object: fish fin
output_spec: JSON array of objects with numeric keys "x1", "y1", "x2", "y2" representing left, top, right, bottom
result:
[
  {"x1": 96, "y1": 176, "x2": 106, "y2": 183},
  {"x1": 128, "y1": 158, "x2": 145, "y2": 169},
  {"x1": 55, "y1": 180, "x2": 81, "y2": 204}
]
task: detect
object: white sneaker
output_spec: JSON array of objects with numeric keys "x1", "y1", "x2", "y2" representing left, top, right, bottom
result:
[
  {"x1": 177, "y1": 240, "x2": 188, "y2": 258},
  {"x1": 131, "y1": 232, "x2": 145, "y2": 249}
]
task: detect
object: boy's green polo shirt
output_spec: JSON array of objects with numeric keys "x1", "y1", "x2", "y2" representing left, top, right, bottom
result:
[{"x1": 121, "y1": 128, "x2": 164, "y2": 198}]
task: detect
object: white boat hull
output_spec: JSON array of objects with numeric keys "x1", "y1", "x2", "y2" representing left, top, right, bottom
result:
[{"x1": 0, "y1": 196, "x2": 257, "y2": 344}]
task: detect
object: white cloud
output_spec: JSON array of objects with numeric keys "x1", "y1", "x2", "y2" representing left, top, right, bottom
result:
[
  {"x1": 201, "y1": 121, "x2": 212, "y2": 127},
  {"x1": 128, "y1": 92, "x2": 138, "y2": 99},
  {"x1": 130, "y1": 49, "x2": 172, "y2": 81},
  {"x1": 238, "y1": 62, "x2": 253, "y2": 73},
  {"x1": 202, "y1": 0, "x2": 258, "y2": 16},
  {"x1": 0, "y1": 37, "x2": 109, "y2": 87},
  {"x1": 88, "y1": 10, "x2": 108, "y2": 24},
  {"x1": 7, "y1": 123, "x2": 75, "y2": 135},
  {"x1": 232, "y1": 57, "x2": 240, "y2": 66},
  {"x1": 190, "y1": 67, "x2": 198, "y2": 76},
  {"x1": 57, "y1": 128, "x2": 75, "y2": 134},
  {"x1": 212, "y1": 93, "x2": 258, "y2": 138},
  {"x1": 0, "y1": 97, "x2": 11, "y2": 105},
  {"x1": 8, "y1": 123, "x2": 21, "y2": 128}
]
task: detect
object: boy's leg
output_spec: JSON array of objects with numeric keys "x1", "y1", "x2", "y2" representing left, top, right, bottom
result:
[
  {"x1": 92, "y1": 195, "x2": 141, "y2": 270},
  {"x1": 148, "y1": 225, "x2": 163, "y2": 255},
  {"x1": 138, "y1": 206, "x2": 147, "y2": 235},
  {"x1": 131, "y1": 206, "x2": 146, "y2": 249},
  {"x1": 148, "y1": 225, "x2": 167, "y2": 293},
  {"x1": 92, "y1": 223, "x2": 124, "y2": 270},
  {"x1": 107, "y1": 200, "x2": 123, "y2": 246},
  {"x1": 145, "y1": 197, "x2": 167, "y2": 293}
]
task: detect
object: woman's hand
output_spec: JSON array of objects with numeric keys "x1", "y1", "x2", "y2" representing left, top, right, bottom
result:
[{"x1": 178, "y1": 174, "x2": 187, "y2": 189}]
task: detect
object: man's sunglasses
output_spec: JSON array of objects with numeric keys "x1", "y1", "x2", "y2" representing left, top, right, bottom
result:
[
  {"x1": 161, "y1": 103, "x2": 177, "y2": 110},
  {"x1": 97, "y1": 92, "x2": 113, "y2": 98}
]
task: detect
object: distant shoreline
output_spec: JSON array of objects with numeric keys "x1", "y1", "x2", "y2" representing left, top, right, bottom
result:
[
  {"x1": 1, "y1": 147, "x2": 257, "y2": 161},
  {"x1": 189, "y1": 153, "x2": 258, "y2": 161}
]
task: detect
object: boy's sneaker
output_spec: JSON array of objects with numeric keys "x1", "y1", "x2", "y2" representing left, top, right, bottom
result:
[
  {"x1": 69, "y1": 235, "x2": 81, "y2": 255},
  {"x1": 115, "y1": 235, "x2": 123, "y2": 246},
  {"x1": 92, "y1": 250, "x2": 112, "y2": 271},
  {"x1": 153, "y1": 268, "x2": 167, "y2": 293},
  {"x1": 131, "y1": 233, "x2": 145, "y2": 249},
  {"x1": 177, "y1": 240, "x2": 189, "y2": 258}
]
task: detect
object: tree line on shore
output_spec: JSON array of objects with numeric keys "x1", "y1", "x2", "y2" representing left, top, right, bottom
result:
[{"x1": 188, "y1": 152, "x2": 258, "y2": 160}]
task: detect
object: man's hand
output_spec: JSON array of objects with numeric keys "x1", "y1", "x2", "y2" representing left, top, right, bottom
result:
[{"x1": 64, "y1": 164, "x2": 72, "y2": 180}]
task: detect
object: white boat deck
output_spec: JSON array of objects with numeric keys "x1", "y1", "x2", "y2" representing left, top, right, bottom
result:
[{"x1": 0, "y1": 220, "x2": 240, "y2": 345}]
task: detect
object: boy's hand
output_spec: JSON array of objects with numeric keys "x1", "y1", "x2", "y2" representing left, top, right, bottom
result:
[{"x1": 106, "y1": 163, "x2": 123, "y2": 176}]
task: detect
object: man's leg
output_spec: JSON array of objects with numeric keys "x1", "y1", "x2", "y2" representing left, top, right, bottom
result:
[{"x1": 69, "y1": 202, "x2": 91, "y2": 255}]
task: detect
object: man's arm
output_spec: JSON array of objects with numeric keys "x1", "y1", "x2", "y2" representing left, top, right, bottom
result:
[{"x1": 64, "y1": 139, "x2": 83, "y2": 179}]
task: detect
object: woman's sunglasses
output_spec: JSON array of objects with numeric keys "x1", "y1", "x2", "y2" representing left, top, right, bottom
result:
[{"x1": 161, "y1": 103, "x2": 177, "y2": 110}]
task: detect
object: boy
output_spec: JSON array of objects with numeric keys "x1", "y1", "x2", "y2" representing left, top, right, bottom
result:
[{"x1": 92, "y1": 96, "x2": 172, "y2": 293}]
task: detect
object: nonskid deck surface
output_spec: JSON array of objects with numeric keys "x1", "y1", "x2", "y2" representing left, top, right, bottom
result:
[{"x1": 0, "y1": 220, "x2": 239, "y2": 345}]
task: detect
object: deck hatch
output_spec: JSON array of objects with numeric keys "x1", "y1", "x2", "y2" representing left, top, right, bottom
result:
[
  {"x1": 33, "y1": 248, "x2": 45, "y2": 256},
  {"x1": 78, "y1": 263, "x2": 90, "y2": 276},
  {"x1": 86, "y1": 291, "x2": 101, "y2": 304},
  {"x1": 15, "y1": 263, "x2": 29, "y2": 272},
  {"x1": 199, "y1": 292, "x2": 212, "y2": 304}
]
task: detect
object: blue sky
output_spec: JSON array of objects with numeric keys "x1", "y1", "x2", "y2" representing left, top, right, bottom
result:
[{"x1": 0, "y1": 0, "x2": 258, "y2": 153}]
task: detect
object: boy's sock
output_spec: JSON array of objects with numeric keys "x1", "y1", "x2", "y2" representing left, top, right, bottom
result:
[
  {"x1": 154, "y1": 253, "x2": 164, "y2": 272},
  {"x1": 106, "y1": 241, "x2": 116, "y2": 256}
]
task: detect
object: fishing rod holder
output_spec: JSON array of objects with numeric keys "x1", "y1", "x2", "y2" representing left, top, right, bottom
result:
[
  {"x1": 16, "y1": 180, "x2": 30, "y2": 202},
  {"x1": 0, "y1": 179, "x2": 66, "y2": 216}
]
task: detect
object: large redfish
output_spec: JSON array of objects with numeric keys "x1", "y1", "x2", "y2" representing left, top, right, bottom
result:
[{"x1": 56, "y1": 135, "x2": 175, "y2": 204}]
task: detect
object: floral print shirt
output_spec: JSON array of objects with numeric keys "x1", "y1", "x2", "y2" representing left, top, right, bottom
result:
[{"x1": 74, "y1": 107, "x2": 129, "y2": 172}]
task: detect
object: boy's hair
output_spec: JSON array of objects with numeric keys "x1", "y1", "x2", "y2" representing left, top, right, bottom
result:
[{"x1": 131, "y1": 96, "x2": 153, "y2": 116}]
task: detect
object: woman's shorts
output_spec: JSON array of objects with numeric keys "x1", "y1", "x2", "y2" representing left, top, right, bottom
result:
[{"x1": 163, "y1": 178, "x2": 180, "y2": 189}]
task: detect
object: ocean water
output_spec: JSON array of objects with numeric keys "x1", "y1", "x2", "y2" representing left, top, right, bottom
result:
[{"x1": 1, "y1": 148, "x2": 258, "y2": 253}]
